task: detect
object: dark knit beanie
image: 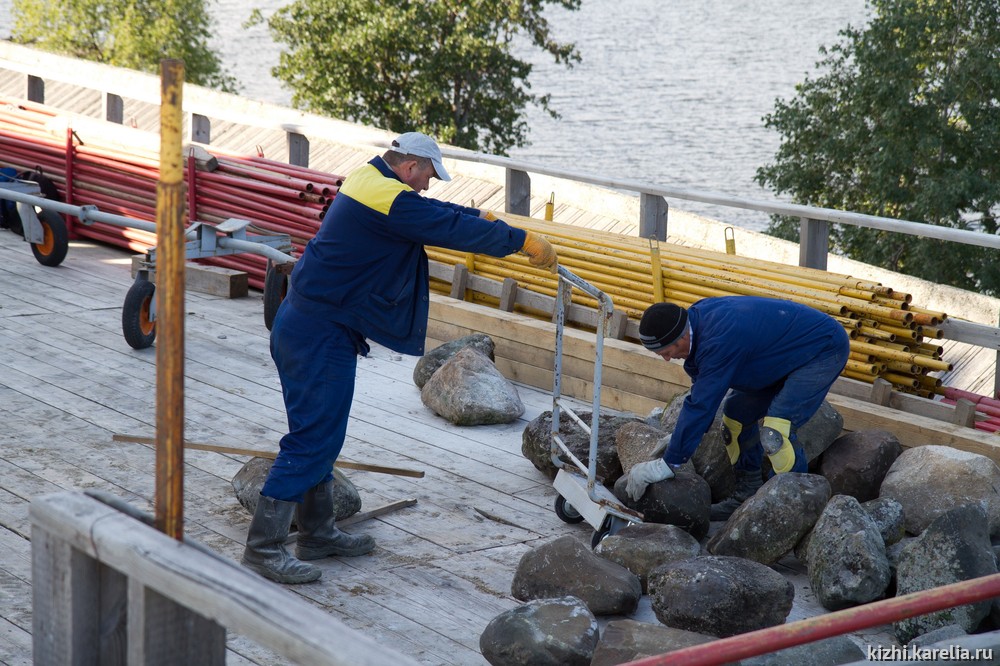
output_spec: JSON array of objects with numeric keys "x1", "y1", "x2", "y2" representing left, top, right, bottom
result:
[{"x1": 639, "y1": 302, "x2": 688, "y2": 351}]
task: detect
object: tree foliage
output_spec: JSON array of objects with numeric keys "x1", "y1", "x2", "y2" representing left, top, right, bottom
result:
[
  {"x1": 248, "y1": 0, "x2": 580, "y2": 155},
  {"x1": 756, "y1": 0, "x2": 1000, "y2": 294},
  {"x1": 11, "y1": 0, "x2": 238, "y2": 92}
]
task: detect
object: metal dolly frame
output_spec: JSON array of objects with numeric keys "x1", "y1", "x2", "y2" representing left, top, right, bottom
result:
[
  {"x1": 550, "y1": 266, "x2": 643, "y2": 548},
  {"x1": 0, "y1": 183, "x2": 295, "y2": 349}
]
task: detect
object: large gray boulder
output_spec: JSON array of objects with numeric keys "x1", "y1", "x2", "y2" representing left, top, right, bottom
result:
[
  {"x1": 740, "y1": 635, "x2": 865, "y2": 665},
  {"x1": 615, "y1": 421, "x2": 670, "y2": 475},
  {"x1": 479, "y1": 596, "x2": 598, "y2": 666},
  {"x1": 862, "y1": 496, "x2": 906, "y2": 547},
  {"x1": 706, "y1": 473, "x2": 831, "y2": 565},
  {"x1": 818, "y1": 430, "x2": 903, "y2": 502},
  {"x1": 805, "y1": 494, "x2": 891, "y2": 610},
  {"x1": 796, "y1": 401, "x2": 845, "y2": 465},
  {"x1": 613, "y1": 468, "x2": 712, "y2": 540},
  {"x1": 231, "y1": 457, "x2": 360, "y2": 520},
  {"x1": 648, "y1": 555, "x2": 794, "y2": 637},
  {"x1": 894, "y1": 503, "x2": 997, "y2": 643},
  {"x1": 879, "y1": 445, "x2": 1000, "y2": 535},
  {"x1": 522, "y1": 410, "x2": 643, "y2": 483},
  {"x1": 511, "y1": 536, "x2": 642, "y2": 616},
  {"x1": 590, "y1": 620, "x2": 716, "y2": 666},
  {"x1": 421, "y1": 347, "x2": 524, "y2": 425},
  {"x1": 654, "y1": 392, "x2": 735, "y2": 502},
  {"x1": 594, "y1": 522, "x2": 702, "y2": 592},
  {"x1": 413, "y1": 333, "x2": 495, "y2": 388}
]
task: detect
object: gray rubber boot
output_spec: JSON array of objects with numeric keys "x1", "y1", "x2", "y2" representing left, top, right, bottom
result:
[
  {"x1": 242, "y1": 494, "x2": 321, "y2": 584},
  {"x1": 296, "y1": 480, "x2": 375, "y2": 560},
  {"x1": 709, "y1": 468, "x2": 764, "y2": 521}
]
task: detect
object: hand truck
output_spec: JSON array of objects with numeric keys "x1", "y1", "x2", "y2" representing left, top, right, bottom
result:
[{"x1": 550, "y1": 265, "x2": 642, "y2": 548}]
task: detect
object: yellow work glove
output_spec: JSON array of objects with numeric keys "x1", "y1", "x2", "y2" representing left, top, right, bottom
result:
[
  {"x1": 481, "y1": 211, "x2": 499, "y2": 222},
  {"x1": 521, "y1": 231, "x2": 557, "y2": 272},
  {"x1": 721, "y1": 415, "x2": 742, "y2": 466},
  {"x1": 761, "y1": 416, "x2": 796, "y2": 474}
]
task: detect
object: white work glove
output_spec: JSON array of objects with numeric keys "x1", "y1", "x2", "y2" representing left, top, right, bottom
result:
[{"x1": 625, "y1": 458, "x2": 674, "y2": 501}]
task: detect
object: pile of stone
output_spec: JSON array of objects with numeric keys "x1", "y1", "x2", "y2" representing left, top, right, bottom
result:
[{"x1": 487, "y1": 391, "x2": 1000, "y2": 665}]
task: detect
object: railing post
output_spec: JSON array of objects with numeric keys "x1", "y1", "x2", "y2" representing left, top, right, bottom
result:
[
  {"x1": 799, "y1": 216, "x2": 829, "y2": 270},
  {"x1": 640, "y1": 192, "x2": 668, "y2": 241},
  {"x1": 505, "y1": 168, "x2": 530, "y2": 216},
  {"x1": 288, "y1": 131, "x2": 310, "y2": 167},
  {"x1": 27, "y1": 74, "x2": 44, "y2": 103},
  {"x1": 104, "y1": 93, "x2": 124, "y2": 124},
  {"x1": 190, "y1": 113, "x2": 210, "y2": 145}
]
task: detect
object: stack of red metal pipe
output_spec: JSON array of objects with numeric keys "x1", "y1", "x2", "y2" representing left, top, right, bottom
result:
[
  {"x1": 942, "y1": 387, "x2": 1000, "y2": 433},
  {"x1": 0, "y1": 96, "x2": 343, "y2": 288}
]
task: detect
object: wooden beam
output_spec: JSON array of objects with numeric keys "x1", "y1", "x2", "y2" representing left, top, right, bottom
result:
[{"x1": 111, "y1": 434, "x2": 425, "y2": 478}]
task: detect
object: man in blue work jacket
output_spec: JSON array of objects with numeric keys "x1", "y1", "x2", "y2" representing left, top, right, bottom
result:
[
  {"x1": 243, "y1": 132, "x2": 557, "y2": 583},
  {"x1": 624, "y1": 296, "x2": 850, "y2": 520}
]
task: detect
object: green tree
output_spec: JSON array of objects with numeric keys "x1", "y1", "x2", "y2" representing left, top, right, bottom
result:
[
  {"x1": 11, "y1": 0, "x2": 238, "y2": 92},
  {"x1": 756, "y1": 0, "x2": 1000, "y2": 295},
  {"x1": 248, "y1": 0, "x2": 580, "y2": 155}
]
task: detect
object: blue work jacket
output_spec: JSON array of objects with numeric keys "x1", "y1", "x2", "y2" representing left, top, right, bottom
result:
[
  {"x1": 285, "y1": 157, "x2": 526, "y2": 355},
  {"x1": 664, "y1": 296, "x2": 847, "y2": 465}
]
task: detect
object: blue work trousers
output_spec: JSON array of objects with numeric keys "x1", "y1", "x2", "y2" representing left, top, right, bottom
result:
[
  {"x1": 722, "y1": 341, "x2": 849, "y2": 474},
  {"x1": 261, "y1": 300, "x2": 361, "y2": 502}
]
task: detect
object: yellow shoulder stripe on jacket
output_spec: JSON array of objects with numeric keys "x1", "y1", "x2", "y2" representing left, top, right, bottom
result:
[{"x1": 339, "y1": 164, "x2": 412, "y2": 215}]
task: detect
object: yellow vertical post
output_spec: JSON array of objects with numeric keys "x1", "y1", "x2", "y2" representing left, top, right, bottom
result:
[
  {"x1": 648, "y1": 237, "x2": 665, "y2": 303},
  {"x1": 544, "y1": 192, "x2": 555, "y2": 221},
  {"x1": 155, "y1": 59, "x2": 186, "y2": 540}
]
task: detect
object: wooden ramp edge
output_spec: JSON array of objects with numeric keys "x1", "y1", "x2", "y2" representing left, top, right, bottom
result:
[{"x1": 427, "y1": 294, "x2": 1000, "y2": 466}]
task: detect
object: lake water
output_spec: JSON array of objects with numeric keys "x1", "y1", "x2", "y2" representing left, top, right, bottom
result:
[{"x1": 1, "y1": 0, "x2": 870, "y2": 230}]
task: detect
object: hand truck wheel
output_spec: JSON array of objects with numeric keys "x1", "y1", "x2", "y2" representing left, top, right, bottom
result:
[{"x1": 554, "y1": 495, "x2": 584, "y2": 524}]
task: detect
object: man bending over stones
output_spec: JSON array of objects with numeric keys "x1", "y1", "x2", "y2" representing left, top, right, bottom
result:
[{"x1": 625, "y1": 296, "x2": 849, "y2": 520}]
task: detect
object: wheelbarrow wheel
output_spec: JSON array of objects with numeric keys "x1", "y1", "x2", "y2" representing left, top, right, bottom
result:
[
  {"x1": 554, "y1": 495, "x2": 584, "y2": 524},
  {"x1": 122, "y1": 277, "x2": 156, "y2": 349},
  {"x1": 263, "y1": 260, "x2": 288, "y2": 331},
  {"x1": 30, "y1": 209, "x2": 69, "y2": 267}
]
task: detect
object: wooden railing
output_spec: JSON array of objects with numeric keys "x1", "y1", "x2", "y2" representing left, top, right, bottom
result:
[{"x1": 30, "y1": 490, "x2": 420, "y2": 666}]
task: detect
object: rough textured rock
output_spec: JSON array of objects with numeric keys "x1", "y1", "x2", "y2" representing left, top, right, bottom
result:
[
  {"x1": 421, "y1": 347, "x2": 524, "y2": 425},
  {"x1": 894, "y1": 504, "x2": 997, "y2": 643},
  {"x1": 594, "y1": 523, "x2": 702, "y2": 592},
  {"x1": 615, "y1": 421, "x2": 670, "y2": 475},
  {"x1": 740, "y1": 635, "x2": 865, "y2": 665},
  {"x1": 648, "y1": 555, "x2": 794, "y2": 637},
  {"x1": 805, "y1": 494, "x2": 891, "y2": 610},
  {"x1": 818, "y1": 430, "x2": 903, "y2": 502},
  {"x1": 880, "y1": 445, "x2": 1000, "y2": 535},
  {"x1": 511, "y1": 536, "x2": 642, "y2": 616},
  {"x1": 412, "y1": 333, "x2": 495, "y2": 388},
  {"x1": 706, "y1": 473, "x2": 831, "y2": 565},
  {"x1": 908, "y1": 624, "x2": 967, "y2": 649},
  {"x1": 613, "y1": 468, "x2": 712, "y2": 540},
  {"x1": 232, "y1": 457, "x2": 360, "y2": 520},
  {"x1": 654, "y1": 393, "x2": 735, "y2": 502},
  {"x1": 479, "y1": 596, "x2": 598, "y2": 666},
  {"x1": 796, "y1": 401, "x2": 844, "y2": 466},
  {"x1": 590, "y1": 619, "x2": 716, "y2": 666},
  {"x1": 522, "y1": 410, "x2": 643, "y2": 483},
  {"x1": 863, "y1": 496, "x2": 906, "y2": 546}
]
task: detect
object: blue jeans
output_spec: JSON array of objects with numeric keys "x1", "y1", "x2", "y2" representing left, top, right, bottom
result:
[
  {"x1": 261, "y1": 300, "x2": 363, "y2": 502},
  {"x1": 723, "y1": 341, "x2": 849, "y2": 474}
]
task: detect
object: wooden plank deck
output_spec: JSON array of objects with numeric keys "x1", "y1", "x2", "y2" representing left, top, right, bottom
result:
[{"x1": 0, "y1": 228, "x2": 897, "y2": 665}]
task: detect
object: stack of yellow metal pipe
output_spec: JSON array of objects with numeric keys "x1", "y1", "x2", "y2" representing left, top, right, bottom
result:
[{"x1": 427, "y1": 214, "x2": 950, "y2": 397}]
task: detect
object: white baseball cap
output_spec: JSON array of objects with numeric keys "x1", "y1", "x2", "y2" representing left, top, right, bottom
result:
[{"x1": 388, "y1": 132, "x2": 451, "y2": 181}]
